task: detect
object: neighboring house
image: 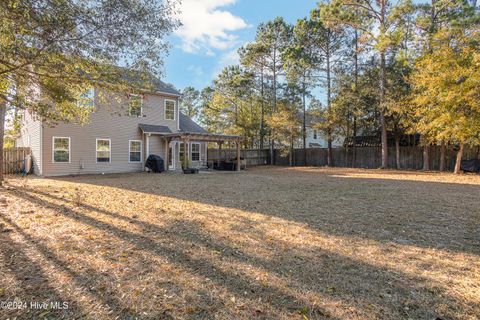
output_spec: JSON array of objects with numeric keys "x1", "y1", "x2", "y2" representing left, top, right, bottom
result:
[
  {"x1": 17, "y1": 81, "x2": 241, "y2": 176},
  {"x1": 304, "y1": 113, "x2": 344, "y2": 148}
]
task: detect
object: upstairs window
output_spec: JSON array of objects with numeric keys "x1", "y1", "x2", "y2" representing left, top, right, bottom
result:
[
  {"x1": 77, "y1": 88, "x2": 94, "y2": 108},
  {"x1": 164, "y1": 99, "x2": 175, "y2": 120},
  {"x1": 191, "y1": 143, "x2": 200, "y2": 161},
  {"x1": 313, "y1": 130, "x2": 318, "y2": 140},
  {"x1": 129, "y1": 140, "x2": 142, "y2": 163},
  {"x1": 128, "y1": 94, "x2": 143, "y2": 117},
  {"x1": 53, "y1": 137, "x2": 70, "y2": 163},
  {"x1": 96, "y1": 139, "x2": 111, "y2": 163}
]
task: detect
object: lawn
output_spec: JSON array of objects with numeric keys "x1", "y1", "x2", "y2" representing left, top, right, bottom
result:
[{"x1": 1, "y1": 167, "x2": 479, "y2": 319}]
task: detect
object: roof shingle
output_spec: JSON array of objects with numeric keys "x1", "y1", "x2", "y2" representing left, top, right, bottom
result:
[
  {"x1": 139, "y1": 124, "x2": 172, "y2": 134},
  {"x1": 179, "y1": 113, "x2": 207, "y2": 134}
]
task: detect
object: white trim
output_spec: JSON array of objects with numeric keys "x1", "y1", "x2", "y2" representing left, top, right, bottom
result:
[
  {"x1": 191, "y1": 142, "x2": 201, "y2": 162},
  {"x1": 128, "y1": 140, "x2": 142, "y2": 163},
  {"x1": 204, "y1": 142, "x2": 207, "y2": 163},
  {"x1": 128, "y1": 94, "x2": 143, "y2": 117},
  {"x1": 96, "y1": 138, "x2": 111, "y2": 163},
  {"x1": 164, "y1": 99, "x2": 176, "y2": 121},
  {"x1": 154, "y1": 91, "x2": 181, "y2": 97},
  {"x1": 145, "y1": 134, "x2": 150, "y2": 157},
  {"x1": 52, "y1": 136, "x2": 71, "y2": 163},
  {"x1": 168, "y1": 142, "x2": 175, "y2": 170}
]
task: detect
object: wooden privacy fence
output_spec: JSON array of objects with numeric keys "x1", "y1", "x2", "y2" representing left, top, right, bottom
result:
[
  {"x1": 208, "y1": 146, "x2": 480, "y2": 172},
  {"x1": 208, "y1": 148, "x2": 270, "y2": 166},
  {"x1": 2, "y1": 147, "x2": 31, "y2": 174},
  {"x1": 275, "y1": 146, "x2": 480, "y2": 172}
]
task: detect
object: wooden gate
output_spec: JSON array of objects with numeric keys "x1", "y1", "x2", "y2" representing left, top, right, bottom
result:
[{"x1": 2, "y1": 147, "x2": 31, "y2": 174}]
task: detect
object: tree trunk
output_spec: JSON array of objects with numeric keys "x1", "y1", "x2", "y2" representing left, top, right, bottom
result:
[
  {"x1": 269, "y1": 139, "x2": 274, "y2": 166},
  {"x1": 0, "y1": 102, "x2": 6, "y2": 185},
  {"x1": 352, "y1": 119, "x2": 357, "y2": 168},
  {"x1": 302, "y1": 80, "x2": 307, "y2": 166},
  {"x1": 326, "y1": 42, "x2": 333, "y2": 167},
  {"x1": 454, "y1": 142, "x2": 464, "y2": 174},
  {"x1": 379, "y1": 51, "x2": 388, "y2": 169},
  {"x1": 289, "y1": 139, "x2": 294, "y2": 167},
  {"x1": 352, "y1": 30, "x2": 358, "y2": 168},
  {"x1": 260, "y1": 67, "x2": 265, "y2": 151},
  {"x1": 270, "y1": 52, "x2": 277, "y2": 165},
  {"x1": 423, "y1": 144, "x2": 430, "y2": 171},
  {"x1": 395, "y1": 135, "x2": 401, "y2": 170},
  {"x1": 439, "y1": 141, "x2": 446, "y2": 172}
]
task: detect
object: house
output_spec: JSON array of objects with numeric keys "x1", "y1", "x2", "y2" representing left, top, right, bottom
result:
[
  {"x1": 17, "y1": 81, "x2": 242, "y2": 176},
  {"x1": 304, "y1": 113, "x2": 344, "y2": 148}
]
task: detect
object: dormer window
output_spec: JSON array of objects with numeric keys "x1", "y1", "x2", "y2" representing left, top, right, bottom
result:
[
  {"x1": 128, "y1": 94, "x2": 143, "y2": 117},
  {"x1": 164, "y1": 99, "x2": 175, "y2": 120},
  {"x1": 77, "y1": 88, "x2": 94, "y2": 108}
]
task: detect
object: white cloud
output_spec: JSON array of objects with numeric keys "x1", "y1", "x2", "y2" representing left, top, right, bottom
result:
[
  {"x1": 212, "y1": 48, "x2": 240, "y2": 77},
  {"x1": 174, "y1": 0, "x2": 249, "y2": 54},
  {"x1": 187, "y1": 65, "x2": 204, "y2": 77}
]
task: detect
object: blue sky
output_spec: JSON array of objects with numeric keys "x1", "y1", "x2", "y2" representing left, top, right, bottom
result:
[{"x1": 163, "y1": 0, "x2": 317, "y2": 91}]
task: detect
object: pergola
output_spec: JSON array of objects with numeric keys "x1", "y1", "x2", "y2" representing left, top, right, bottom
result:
[{"x1": 153, "y1": 132, "x2": 243, "y2": 172}]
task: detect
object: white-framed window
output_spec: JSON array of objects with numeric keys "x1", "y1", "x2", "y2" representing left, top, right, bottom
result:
[
  {"x1": 313, "y1": 130, "x2": 318, "y2": 140},
  {"x1": 96, "y1": 139, "x2": 111, "y2": 163},
  {"x1": 53, "y1": 137, "x2": 70, "y2": 163},
  {"x1": 128, "y1": 94, "x2": 143, "y2": 117},
  {"x1": 164, "y1": 99, "x2": 175, "y2": 120},
  {"x1": 191, "y1": 143, "x2": 200, "y2": 161},
  {"x1": 129, "y1": 140, "x2": 142, "y2": 163},
  {"x1": 77, "y1": 88, "x2": 95, "y2": 108},
  {"x1": 179, "y1": 142, "x2": 185, "y2": 162}
]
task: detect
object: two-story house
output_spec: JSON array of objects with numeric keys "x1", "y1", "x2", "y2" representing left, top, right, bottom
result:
[
  {"x1": 305, "y1": 113, "x2": 344, "y2": 148},
  {"x1": 17, "y1": 81, "x2": 241, "y2": 176}
]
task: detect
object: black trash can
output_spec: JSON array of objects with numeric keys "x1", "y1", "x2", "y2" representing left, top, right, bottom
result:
[{"x1": 145, "y1": 155, "x2": 165, "y2": 173}]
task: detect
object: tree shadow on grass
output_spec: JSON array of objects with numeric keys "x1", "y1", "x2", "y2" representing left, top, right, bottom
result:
[
  {"x1": 7, "y1": 188, "x2": 337, "y2": 319},
  {"x1": 52, "y1": 169, "x2": 480, "y2": 256},
  {"x1": 6, "y1": 186, "x2": 477, "y2": 319},
  {"x1": 0, "y1": 219, "x2": 80, "y2": 319},
  {"x1": 0, "y1": 213, "x2": 143, "y2": 319}
]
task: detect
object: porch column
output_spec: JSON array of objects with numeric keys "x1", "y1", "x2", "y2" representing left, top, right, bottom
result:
[
  {"x1": 145, "y1": 133, "x2": 150, "y2": 172},
  {"x1": 164, "y1": 138, "x2": 169, "y2": 171},
  {"x1": 236, "y1": 141, "x2": 241, "y2": 172},
  {"x1": 217, "y1": 142, "x2": 223, "y2": 169}
]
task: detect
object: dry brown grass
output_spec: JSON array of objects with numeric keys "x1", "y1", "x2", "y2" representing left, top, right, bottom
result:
[{"x1": 0, "y1": 166, "x2": 479, "y2": 319}]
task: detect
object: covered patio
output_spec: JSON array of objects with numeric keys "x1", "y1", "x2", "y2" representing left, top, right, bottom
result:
[{"x1": 139, "y1": 124, "x2": 243, "y2": 172}]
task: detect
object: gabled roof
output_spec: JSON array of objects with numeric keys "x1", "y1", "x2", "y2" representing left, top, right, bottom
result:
[
  {"x1": 179, "y1": 112, "x2": 208, "y2": 134},
  {"x1": 139, "y1": 124, "x2": 172, "y2": 134},
  {"x1": 120, "y1": 69, "x2": 181, "y2": 96},
  {"x1": 151, "y1": 79, "x2": 181, "y2": 96}
]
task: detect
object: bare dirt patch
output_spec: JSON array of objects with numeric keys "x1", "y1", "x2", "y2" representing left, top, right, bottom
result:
[{"x1": 1, "y1": 167, "x2": 479, "y2": 319}]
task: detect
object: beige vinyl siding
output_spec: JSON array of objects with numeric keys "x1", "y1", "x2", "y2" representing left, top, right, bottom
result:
[
  {"x1": 42, "y1": 91, "x2": 178, "y2": 176},
  {"x1": 148, "y1": 135, "x2": 167, "y2": 161},
  {"x1": 18, "y1": 110, "x2": 42, "y2": 175}
]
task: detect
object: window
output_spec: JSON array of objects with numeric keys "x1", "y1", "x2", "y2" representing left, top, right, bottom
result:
[
  {"x1": 128, "y1": 95, "x2": 143, "y2": 117},
  {"x1": 96, "y1": 139, "x2": 111, "y2": 163},
  {"x1": 53, "y1": 137, "x2": 70, "y2": 163},
  {"x1": 179, "y1": 142, "x2": 185, "y2": 162},
  {"x1": 77, "y1": 88, "x2": 94, "y2": 108},
  {"x1": 191, "y1": 143, "x2": 200, "y2": 161},
  {"x1": 313, "y1": 130, "x2": 318, "y2": 140},
  {"x1": 129, "y1": 140, "x2": 142, "y2": 163},
  {"x1": 164, "y1": 99, "x2": 175, "y2": 120}
]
